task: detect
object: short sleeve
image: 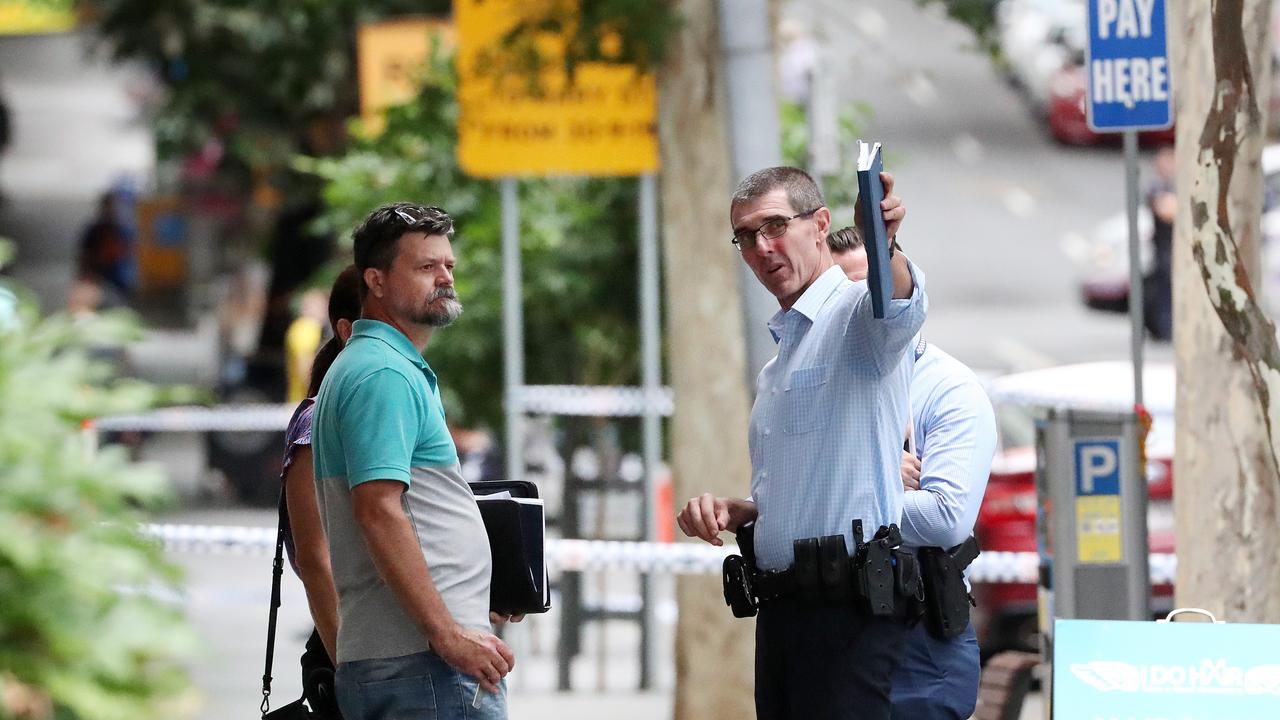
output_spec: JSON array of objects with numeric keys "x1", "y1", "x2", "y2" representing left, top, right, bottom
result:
[
  {"x1": 338, "y1": 369, "x2": 422, "y2": 488},
  {"x1": 287, "y1": 401, "x2": 315, "y2": 448},
  {"x1": 280, "y1": 399, "x2": 315, "y2": 477}
]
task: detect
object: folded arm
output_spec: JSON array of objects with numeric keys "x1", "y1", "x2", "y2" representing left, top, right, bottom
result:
[{"x1": 900, "y1": 381, "x2": 997, "y2": 549}]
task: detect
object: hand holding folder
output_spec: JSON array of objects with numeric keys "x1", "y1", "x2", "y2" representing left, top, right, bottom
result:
[
  {"x1": 855, "y1": 140, "x2": 897, "y2": 319},
  {"x1": 854, "y1": 141, "x2": 910, "y2": 319}
]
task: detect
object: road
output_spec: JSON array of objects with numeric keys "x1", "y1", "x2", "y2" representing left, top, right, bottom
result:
[{"x1": 786, "y1": 0, "x2": 1170, "y2": 373}]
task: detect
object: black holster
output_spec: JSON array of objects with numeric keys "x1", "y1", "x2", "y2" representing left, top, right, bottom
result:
[
  {"x1": 722, "y1": 522, "x2": 759, "y2": 618},
  {"x1": 918, "y1": 535, "x2": 980, "y2": 640}
]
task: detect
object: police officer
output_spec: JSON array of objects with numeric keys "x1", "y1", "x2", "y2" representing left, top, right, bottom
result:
[
  {"x1": 679, "y1": 167, "x2": 926, "y2": 719},
  {"x1": 830, "y1": 226, "x2": 997, "y2": 719}
]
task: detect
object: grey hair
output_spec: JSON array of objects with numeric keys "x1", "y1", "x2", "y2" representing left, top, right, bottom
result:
[{"x1": 730, "y1": 166, "x2": 826, "y2": 216}]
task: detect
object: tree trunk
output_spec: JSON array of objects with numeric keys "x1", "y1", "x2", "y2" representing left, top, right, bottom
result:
[
  {"x1": 1171, "y1": 0, "x2": 1280, "y2": 620},
  {"x1": 658, "y1": 2, "x2": 758, "y2": 718}
]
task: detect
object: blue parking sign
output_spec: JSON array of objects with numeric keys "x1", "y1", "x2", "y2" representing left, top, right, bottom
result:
[
  {"x1": 1074, "y1": 439, "x2": 1121, "y2": 496},
  {"x1": 1086, "y1": 0, "x2": 1172, "y2": 131}
]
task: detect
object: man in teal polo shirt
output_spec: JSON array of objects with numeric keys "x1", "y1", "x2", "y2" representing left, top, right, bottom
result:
[{"x1": 313, "y1": 203, "x2": 513, "y2": 720}]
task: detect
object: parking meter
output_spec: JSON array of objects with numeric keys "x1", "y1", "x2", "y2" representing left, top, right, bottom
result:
[{"x1": 1035, "y1": 407, "x2": 1151, "y2": 702}]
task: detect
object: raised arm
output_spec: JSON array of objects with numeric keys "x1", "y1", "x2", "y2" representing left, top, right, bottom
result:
[
  {"x1": 878, "y1": 171, "x2": 913, "y2": 301},
  {"x1": 846, "y1": 171, "x2": 928, "y2": 374}
]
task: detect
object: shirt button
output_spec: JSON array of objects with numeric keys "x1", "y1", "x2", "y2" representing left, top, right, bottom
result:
[
  {"x1": 772, "y1": 388, "x2": 779, "y2": 395},
  {"x1": 764, "y1": 428, "x2": 772, "y2": 436},
  {"x1": 760, "y1": 471, "x2": 768, "y2": 479}
]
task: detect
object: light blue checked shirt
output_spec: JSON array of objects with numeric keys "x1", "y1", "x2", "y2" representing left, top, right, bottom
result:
[
  {"x1": 750, "y1": 262, "x2": 928, "y2": 571},
  {"x1": 901, "y1": 341, "x2": 997, "y2": 551}
]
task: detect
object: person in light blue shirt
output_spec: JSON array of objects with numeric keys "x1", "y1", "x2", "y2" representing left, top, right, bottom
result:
[
  {"x1": 831, "y1": 225, "x2": 997, "y2": 720},
  {"x1": 678, "y1": 166, "x2": 927, "y2": 720}
]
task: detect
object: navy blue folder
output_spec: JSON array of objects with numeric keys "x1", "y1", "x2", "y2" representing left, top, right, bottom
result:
[
  {"x1": 470, "y1": 480, "x2": 551, "y2": 616},
  {"x1": 856, "y1": 141, "x2": 894, "y2": 318}
]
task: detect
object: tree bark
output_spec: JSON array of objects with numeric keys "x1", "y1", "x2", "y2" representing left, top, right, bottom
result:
[
  {"x1": 658, "y1": 1, "x2": 758, "y2": 718},
  {"x1": 1171, "y1": 0, "x2": 1280, "y2": 620}
]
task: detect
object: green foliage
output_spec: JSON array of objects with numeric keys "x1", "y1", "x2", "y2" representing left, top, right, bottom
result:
[
  {"x1": 88, "y1": 0, "x2": 449, "y2": 192},
  {"x1": 299, "y1": 53, "x2": 642, "y2": 430},
  {"x1": 13, "y1": 0, "x2": 74, "y2": 10},
  {"x1": 480, "y1": 0, "x2": 681, "y2": 85},
  {"x1": 778, "y1": 100, "x2": 874, "y2": 216},
  {"x1": 0, "y1": 248, "x2": 196, "y2": 720}
]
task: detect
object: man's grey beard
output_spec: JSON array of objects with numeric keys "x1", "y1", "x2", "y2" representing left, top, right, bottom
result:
[{"x1": 420, "y1": 289, "x2": 463, "y2": 327}]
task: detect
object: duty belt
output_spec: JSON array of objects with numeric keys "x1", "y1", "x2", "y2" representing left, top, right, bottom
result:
[{"x1": 722, "y1": 520, "x2": 923, "y2": 619}]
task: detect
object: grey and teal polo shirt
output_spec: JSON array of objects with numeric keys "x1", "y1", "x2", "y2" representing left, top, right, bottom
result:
[{"x1": 313, "y1": 319, "x2": 491, "y2": 663}]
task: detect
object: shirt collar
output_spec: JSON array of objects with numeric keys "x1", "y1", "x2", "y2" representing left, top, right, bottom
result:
[
  {"x1": 767, "y1": 265, "x2": 849, "y2": 344},
  {"x1": 351, "y1": 319, "x2": 429, "y2": 370}
]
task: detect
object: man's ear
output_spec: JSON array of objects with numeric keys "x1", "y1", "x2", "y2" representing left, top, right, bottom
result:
[
  {"x1": 813, "y1": 206, "x2": 832, "y2": 240},
  {"x1": 336, "y1": 318, "x2": 354, "y2": 342},
  {"x1": 362, "y1": 267, "x2": 383, "y2": 299}
]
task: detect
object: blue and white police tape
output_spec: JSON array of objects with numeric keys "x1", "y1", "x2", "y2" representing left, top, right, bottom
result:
[
  {"x1": 94, "y1": 386, "x2": 675, "y2": 433},
  {"x1": 94, "y1": 404, "x2": 296, "y2": 432},
  {"x1": 139, "y1": 523, "x2": 1177, "y2": 585}
]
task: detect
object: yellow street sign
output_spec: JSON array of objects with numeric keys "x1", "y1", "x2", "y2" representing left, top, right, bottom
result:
[
  {"x1": 455, "y1": 0, "x2": 659, "y2": 177},
  {"x1": 0, "y1": 0, "x2": 76, "y2": 35},
  {"x1": 356, "y1": 16, "x2": 453, "y2": 135}
]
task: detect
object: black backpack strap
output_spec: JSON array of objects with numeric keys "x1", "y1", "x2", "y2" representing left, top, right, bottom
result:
[{"x1": 262, "y1": 489, "x2": 288, "y2": 717}]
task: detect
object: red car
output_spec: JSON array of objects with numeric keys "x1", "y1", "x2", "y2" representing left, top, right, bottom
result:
[
  {"x1": 1047, "y1": 62, "x2": 1176, "y2": 146},
  {"x1": 973, "y1": 362, "x2": 1175, "y2": 657}
]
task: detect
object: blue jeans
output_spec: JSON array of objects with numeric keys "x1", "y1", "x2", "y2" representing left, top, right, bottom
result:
[
  {"x1": 890, "y1": 622, "x2": 980, "y2": 720},
  {"x1": 335, "y1": 650, "x2": 507, "y2": 720}
]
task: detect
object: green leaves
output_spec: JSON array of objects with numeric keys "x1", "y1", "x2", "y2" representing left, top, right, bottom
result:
[
  {"x1": 91, "y1": 0, "x2": 449, "y2": 195},
  {"x1": 302, "y1": 55, "x2": 643, "y2": 430},
  {"x1": 779, "y1": 99, "x2": 874, "y2": 216},
  {"x1": 0, "y1": 297, "x2": 195, "y2": 720}
]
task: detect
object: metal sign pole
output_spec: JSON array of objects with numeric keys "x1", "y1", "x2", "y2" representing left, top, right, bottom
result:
[
  {"x1": 501, "y1": 178, "x2": 525, "y2": 485},
  {"x1": 1125, "y1": 130, "x2": 1145, "y2": 410},
  {"x1": 719, "y1": 0, "x2": 784, "y2": 386},
  {"x1": 639, "y1": 173, "x2": 662, "y2": 542},
  {"x1": 638, "y1": 173, "x2": 661, "y2": 690}
]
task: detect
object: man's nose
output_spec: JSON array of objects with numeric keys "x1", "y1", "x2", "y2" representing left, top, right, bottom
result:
[{"x1": 750, "y1": 232, "x2": 778, "y2": 255}]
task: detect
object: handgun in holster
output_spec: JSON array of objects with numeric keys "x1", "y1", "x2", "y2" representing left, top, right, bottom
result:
[
  {"x1": 722, "y1": 521, "x2": 759, "y2": 618},
  {"x1": 918, "y1": 535, "x2": 981, "y2": 640},
  {"x1": 853, "y1": 520, "x2": 909, "y2": 616}
]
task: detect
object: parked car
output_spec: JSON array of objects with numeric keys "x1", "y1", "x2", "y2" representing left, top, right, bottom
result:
[
  {"x1": 997, "y1": 0, "x2": 1087, "y2": 109},
  {"x1": 1077, "y1": 143, "x2": 1280, "y2": 314},
  {"x1": 973, "y1": 361, "x2": 1175, "y2": 657}
]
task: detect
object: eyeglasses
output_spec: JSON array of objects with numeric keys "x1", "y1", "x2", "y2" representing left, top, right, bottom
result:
[{"x1": 730, "y1": 208, "x2": 822, "y2": 251}]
